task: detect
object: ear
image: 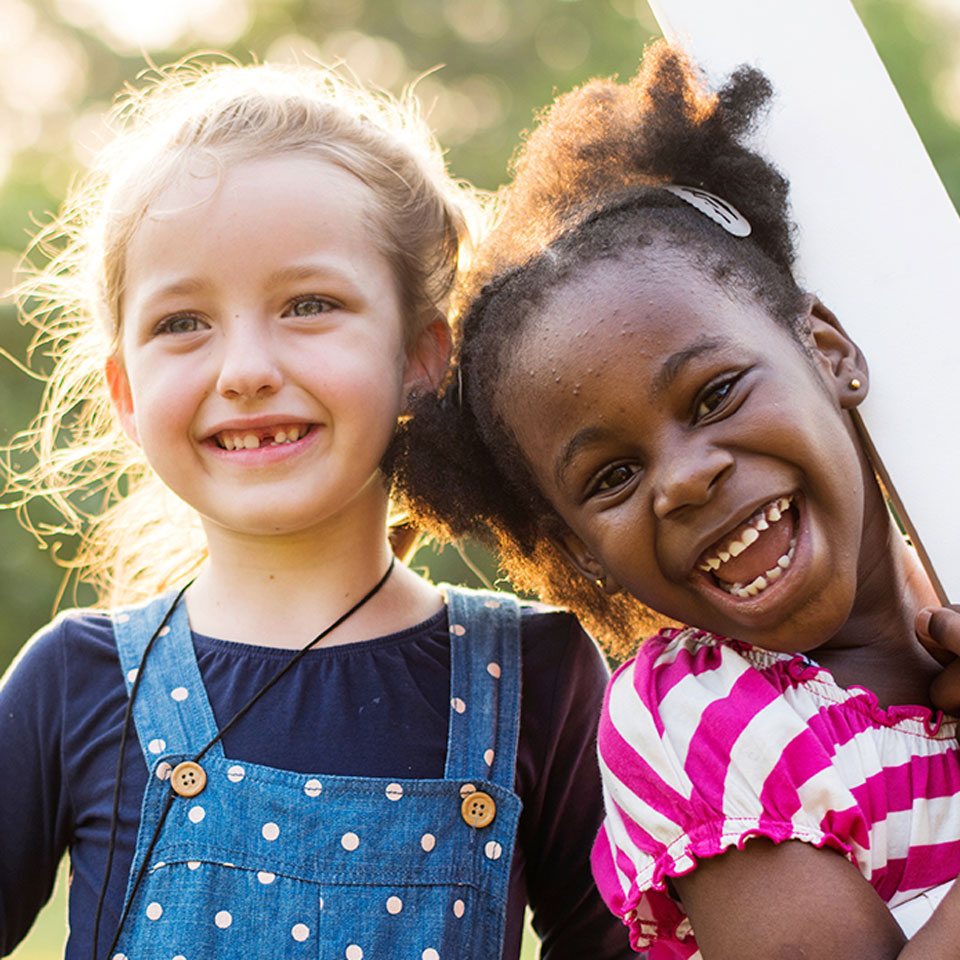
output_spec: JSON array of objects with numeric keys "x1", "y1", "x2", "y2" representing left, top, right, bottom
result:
[
  {"x1": 105, "y1": 355, "x2": 140, "y2": 445},
  {"x1": 553, "y1": 529, "x2": 621, "y2": 596},
  {"x1": 801, "y1": 296, "x2": 869, "y2": 409},
  {"x1": 402, "y1": 315, "x2": 452, "y2": 403}
]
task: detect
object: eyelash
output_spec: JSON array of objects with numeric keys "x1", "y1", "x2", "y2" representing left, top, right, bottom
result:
[
  {"x1": 154, "y1": 313, "x2": 206, "y2": 335},
  {"x1": 587, "y1": 462, "x2": 640, "y2": 499},
  {"x1": 285, "y1": 295, "x2": 338, "y2": 317},
  {"x1": 694, "y1": 373, "x2": 742, "y2": 421}
]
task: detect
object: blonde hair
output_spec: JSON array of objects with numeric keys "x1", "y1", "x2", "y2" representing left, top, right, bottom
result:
[{"x1": 6, "y1": 56, "x2": 480, "y2": 607}]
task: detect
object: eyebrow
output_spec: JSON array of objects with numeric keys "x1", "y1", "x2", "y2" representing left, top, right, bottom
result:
[
  {"x1": 554, "y1": 425, "x2": 614, "y2": 488},
  {"x1": 653, "y1": 335, "x2": 731, "y2": 394}
]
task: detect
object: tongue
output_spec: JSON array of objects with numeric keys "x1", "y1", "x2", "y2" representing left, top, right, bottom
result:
[{"x1": 713, "y1": 510, "x2": 795, "y2": 585}]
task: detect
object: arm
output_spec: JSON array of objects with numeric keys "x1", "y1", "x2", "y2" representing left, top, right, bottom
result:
[
  {"x1": 516, "y1": 613, "x2": 634, "y2": 960},
  {"x1": 0, "y1": 622, "x2": 71, "y2": 955},
  {"x1": 674, "y1": 837, "x2": 960, "y2": 960}
]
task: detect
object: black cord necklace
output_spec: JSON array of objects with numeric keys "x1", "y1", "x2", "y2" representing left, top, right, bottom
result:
[{"x1": 94, "y1": 556, "x2": 397, "y2": 960}]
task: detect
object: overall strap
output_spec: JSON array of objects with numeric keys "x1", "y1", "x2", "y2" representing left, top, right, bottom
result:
[
  {"x1": 112, "y1": 589, "x2": 225, "y2": 767},
  {"x1": 442, "y1": 586, "x2": 522, "y2": 790}
]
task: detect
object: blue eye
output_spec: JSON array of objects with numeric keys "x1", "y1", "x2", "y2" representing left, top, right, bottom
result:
[
  {"x1": 157, "y1": 314, "x2": 206, "y2": 335},
  {"x1": 287, "y1": 296, "x2": 335, "y2": 317}
]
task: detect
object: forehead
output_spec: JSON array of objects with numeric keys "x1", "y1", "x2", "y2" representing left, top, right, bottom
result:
[
  {"x1": 500, "y1": 250, "x2": 793, "y2": 439},
  {"x1": 121, "y1": 153, "x2": 395, "y2": 318}
]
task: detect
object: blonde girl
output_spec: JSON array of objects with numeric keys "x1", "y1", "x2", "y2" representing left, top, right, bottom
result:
[{"x1": 0, "y1": 60, "x2": 632, "y2": 960}]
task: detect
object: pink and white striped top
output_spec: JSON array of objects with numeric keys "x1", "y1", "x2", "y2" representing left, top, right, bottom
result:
[{"x1": 591, "y1": 627, "x2": 960, "y2": 957}]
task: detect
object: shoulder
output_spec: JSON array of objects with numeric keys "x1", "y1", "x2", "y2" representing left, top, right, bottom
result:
[
  {"x1": 2, "y1": 607, "x2": 117, "y2": 685},
  {"x1": 602, "y1": 627, "x2": 795, "y2": 748}
]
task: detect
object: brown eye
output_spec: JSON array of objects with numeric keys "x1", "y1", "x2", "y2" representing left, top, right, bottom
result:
[
  {"x1": 596, "y1": 464, "x2": 637, "y2": 492},
  {"x1": 696, "y1": 380, "x2": 734, "y2": 420}
]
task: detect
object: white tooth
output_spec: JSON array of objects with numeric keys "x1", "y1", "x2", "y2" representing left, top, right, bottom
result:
[
  {"x1": 750, "y1": 575, "x2": 768, "y2": 590},
  {"x1": 755, "y1": 516, "x2": 769, "y2": 531},
  {"x1": 778, "y1": 554, "x2": 791, "y2": 569},
  {"x1": 698, "y1": 562, "x2": 712, "y2": 572},
  {"x1": 274, "y1": 430, "x2": 287, "y2": 444},
  {"x1": 707, "y1": 556, "x2": 721, "y2": 571},
  {"x1": 225, "y1": 436, "x2": 237, "y2": 450},
  {"x1": 741, "y1": 527, "x2": 760, "y2": 547},
  {"x1": 728, "y1": 540, "x2": 747, "y2": 557},
  {"x1": 288, "y1": 426, "x2": 300, "y2": 442},
  {"x1": 243, "y1": 434, "x2": 259, "y2": 450},
  {"x1": 778, "y1": 497, "x2": 790, "y2": 511},
  {"x1": 766, "y1": 566, "x2": 782, "y2": 581},
  {"x1": 767, "y1": 505, "x2": 782, "y2": 522},
  {"x1": 718, "y1": 550, "x2": 731, "y2": 563}
]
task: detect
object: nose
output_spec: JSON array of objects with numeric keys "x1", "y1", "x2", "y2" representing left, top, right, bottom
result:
[
  {"x1": 216, "y1": 318, "x2": 283, "y2": 400},
  {"x1": 652, "y1": 438, "x2": 733, "y2": 519}
]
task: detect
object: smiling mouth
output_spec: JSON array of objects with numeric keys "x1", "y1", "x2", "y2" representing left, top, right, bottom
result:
[
  {"x1": 214, "y1": 423, "x2": 313, "y2": 451},
  {"x1": 696, "y1": 495, "x2": 799, "y2": 599}
]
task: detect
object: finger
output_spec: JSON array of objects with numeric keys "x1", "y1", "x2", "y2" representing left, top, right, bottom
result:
[
  {"x1": 915, "y1": 605, "x2": 960, "y2": 657},
  {"x1": 929, "y1": 657, "x2": 960, "y2": 714}
]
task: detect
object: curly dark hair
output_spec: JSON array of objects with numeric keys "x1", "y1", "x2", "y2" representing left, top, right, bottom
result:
[{"x1": 389, "y1": 41, "x2": 806, "y2": 658}]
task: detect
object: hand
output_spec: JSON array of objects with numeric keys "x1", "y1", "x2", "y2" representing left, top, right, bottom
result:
[{"x1": 915, "y1": 605, "x2": 960, "y2": 714}]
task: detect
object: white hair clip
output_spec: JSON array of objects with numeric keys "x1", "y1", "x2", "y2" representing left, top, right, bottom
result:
[{"x1": 662, "y1": 184, "x2": 752, "y2": 237}]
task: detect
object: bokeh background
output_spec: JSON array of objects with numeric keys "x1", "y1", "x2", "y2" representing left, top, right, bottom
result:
[{"x1": 0, "y1": 0, "x2": 958, "y2": 955}]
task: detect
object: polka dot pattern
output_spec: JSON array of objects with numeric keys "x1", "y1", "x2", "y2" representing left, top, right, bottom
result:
[
  {"x1": 113, "y1": 589, "x2": 519, "y2": 957},
  {"x1": 484, "y1": 840, "x2": 503, "y2": 861},
  {"x1": 261, "y1": 822, "x2": 280, "y2": 841},
  {"x1": 385, "y1": 782, "x2": 403, "y2": 801},
  {"x1": 158, "y1": 625, "x2": 171, "y2": 637}
]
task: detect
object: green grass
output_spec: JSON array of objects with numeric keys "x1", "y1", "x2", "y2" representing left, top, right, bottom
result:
[{"x1": 11, "y1": 861, "x2": 540, "y2": 959}]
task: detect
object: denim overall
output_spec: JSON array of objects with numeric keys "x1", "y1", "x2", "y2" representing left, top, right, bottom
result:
[{"x1": 109, "y1": 586, "x2": 523, "y2": 960}]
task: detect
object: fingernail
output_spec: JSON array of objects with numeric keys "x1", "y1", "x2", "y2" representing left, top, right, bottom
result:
[{"x1": 916, "y1": 607, "x2": 934, "y2": 640}]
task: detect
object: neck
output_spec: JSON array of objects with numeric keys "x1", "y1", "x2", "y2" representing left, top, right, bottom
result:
[
  {"x1": 185, "y1": 505, "x2": 442, "y2": 649},
  {"x1": 815, "y1": 478, "x2": 941, "y2": 706}
]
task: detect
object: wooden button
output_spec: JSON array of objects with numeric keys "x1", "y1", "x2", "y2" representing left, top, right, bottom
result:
[
  {"x1": 460, "y1": 790, "x2": 496, "y2": 828},
  {"x1": 171, "y1": 761, "x2": 207, "y2": 797}
]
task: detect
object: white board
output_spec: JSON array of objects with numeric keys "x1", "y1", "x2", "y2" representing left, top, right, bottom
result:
[{"x1": 649, "y1": 0, "x2": 960, "y2": 601}]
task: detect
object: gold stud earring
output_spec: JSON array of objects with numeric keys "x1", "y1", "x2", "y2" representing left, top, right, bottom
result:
[
  {"x1": 594, "y1": 577, "x2": 606, "y2": 591},
  {"x1": 849, "y1": 378, "x2": 861, "y2": 390}
]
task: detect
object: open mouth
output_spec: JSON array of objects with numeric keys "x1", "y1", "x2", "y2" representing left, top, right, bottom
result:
[
  {"x1": 214, "y1": 423, "x2": 313, "y2": 451},
  {"x1": 695, "y1": 494, "x2": 799, "y2": 599}
]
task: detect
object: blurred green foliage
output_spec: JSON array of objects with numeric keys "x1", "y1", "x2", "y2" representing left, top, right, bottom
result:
[
  {"x1": 0, "y1": 2, "x2": 957, "y2": 957},
  {"x1": 0, "y1": 0, "x2": 958, "y2": 671}
]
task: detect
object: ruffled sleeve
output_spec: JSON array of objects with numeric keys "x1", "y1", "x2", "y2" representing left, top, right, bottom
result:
[{"x1": 591, "y1": 630, "x2": 864, "y2": 955}]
